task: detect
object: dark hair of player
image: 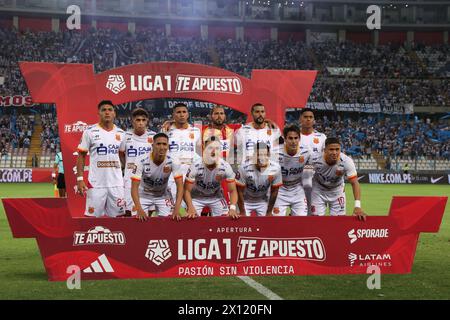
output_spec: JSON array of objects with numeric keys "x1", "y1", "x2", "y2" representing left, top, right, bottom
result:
[
  {"x1": 256, "y1": 142, "x2": 270, "y2": 153},
  {"x1": 98, "y1": 100, "x2": 115, "y2": 110},
  {"x1": 251, "y1": 103, "x2": 264, "y2": 112},
  {"x1": 300, "y1": 108, "x2": 314, "y2": 116},
  {"x1": 204, "y1": 135, "x2": 221, "y2": 147},
  {"x1": 210, "y1": 104, "x2": 225, "y2": 114},
  {"x1": 283, "y1": 124, "x2": 301, "y2": 138},
  {"x1": 131, "y1": 107, "x2": 149, "y2": 119},
  {"x1": 173, "y1": 102, "x2": 188, "y2": 112},
  {"x1": 325, "y1": 137, "x2": 341, "y2": 147},
  {"x1": 153, "y1": 132, "x2": 169, "y2": 141}
]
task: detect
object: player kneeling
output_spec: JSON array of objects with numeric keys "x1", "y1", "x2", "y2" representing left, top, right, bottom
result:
[
  {"x1": 184, "y1": 136, "x2": 239, "y2": 219},
  {"x1": 130, "y1": 133, "x2": 184, "y2": 221},
  {"x1": 311, "y1": 137, "x2": 367, "y2": 221},
  {"x1": 236, "y1": 142, "x2": 282, "y2": 216}
]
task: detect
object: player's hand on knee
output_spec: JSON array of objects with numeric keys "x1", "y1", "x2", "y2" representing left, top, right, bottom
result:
[
  {"x1": 76, "y1": 181, "x2": 87, "y2": 196},
  {"x1": 172, "y1": 208, "x2": 182, "y2": 221},
  {"x1": 353, "y1": 207, "x2": 367, "y2": 221},
  {"x1": 136, "y1": 208, "x2": 148, "y2": 221},
  {"x1": 266, "y1": 210, "x2": 273, "y2": 217},
  {"x1": 186, "y1": 207, "x2": 197, "y2": 219},
  {"x1": 228, "y1": 209, "x2": 240, "y2": 220}
]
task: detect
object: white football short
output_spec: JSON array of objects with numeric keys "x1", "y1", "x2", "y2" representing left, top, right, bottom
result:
[
  {"x1": 273, "y1": 185, "x2": 308, "y2": 216},
  {"x1": 243, "y1": 201, "x2": 268, "y2": 217},
  {"x1": 84, "y1": 186, "x2": 125, "y2": 218},
  {"x1": 132, "y1": 192, "x2": 174, "y2": 217},
  {"x1": 311, "y1": 184, "x2": 346, "y2": 216},
  {"x1": 192, "y1": 197, "x2": 228, "y2": 217}
]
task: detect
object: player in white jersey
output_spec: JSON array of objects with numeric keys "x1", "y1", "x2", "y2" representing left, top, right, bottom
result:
[
  {"x1": 76, "y1": 100, "x2": 126, "y2": 217},
  {"x1": 236, "y1": 142, "x2": 282, "y2": 216},
  {"x1": 184, "y1": 136, "x2": 239, "y2": 219},
  {"x1": 311, "y1": 137, "x2": 367, "y2": 220},
  {"x1": 130, "y1": 133, "x2": 184, "y2": 221},
  {"x1": 299, "y1": 108, "x2": 327, "y2": 214},
  {"x1": 163, "y1": 103, "x2": 201, "y2": 202},
  {"x1": 274, "y1": 124, "x2": 312, "y2": 216},
  {"x1": 119, "y1": 108, "x2": 156, "y2": 215},
  {"x1": 235, "y1": 103, "x2": 281, "y2": 165}
]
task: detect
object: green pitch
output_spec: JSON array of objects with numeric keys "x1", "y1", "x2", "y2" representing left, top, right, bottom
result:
[{"x1": 0, "y1": 183, "x2": 449, "y2": 300}]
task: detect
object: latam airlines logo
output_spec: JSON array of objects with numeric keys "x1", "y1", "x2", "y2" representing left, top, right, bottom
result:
[
  {"x1": 145, "y1": 240, "x2": 172, "y2": 266},
  {"x1": 348, "y1": 252, "x2": 392, "y2": 267},
  {"x1": 64, "y1": 121, "x2": 88, "y2": 133},
  {"x1": 73, "y1": 226, "x2": 126, "y2": 246},
  {"x1": 237, "y1": 237, "x2": 326, "y2": 262},
  {"x1": 348, "y1": 229, "x2": 389, "y2": 244},
  {"x1": 106, "y1": 75, "x2": 126, "y2": 94}
]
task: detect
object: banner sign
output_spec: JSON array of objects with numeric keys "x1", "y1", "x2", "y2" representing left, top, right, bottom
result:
[
  {"x1": 0, "y1": 95, "x2": 33, "y2": 107},
  {"x1": 287, "y1": 103, "x2": 413, "y2": 114},
  {"x1": 358, "y1": 172, "x2": 450, "y2": 185},
  {"x1": 3, "y1": 196, "x2": 447, "y2": 281},
  {"x1": 17, "y1": 62, "x2": 316, "y2": 218},
  {"x1": 0, "y1": 168, "x2": 52, "y2": 183}
]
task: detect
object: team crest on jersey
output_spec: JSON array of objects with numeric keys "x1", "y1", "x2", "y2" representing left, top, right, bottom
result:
[
  {"x1": 299, "y1": 156, "x2": 305, "y2": 163},
  {"x1": 189, "y1": 132, "x2": 195, "y2": 140},
  {"x1": 115, "y1": 134, "x2": 121, "y2": 141},
  {"x1": 267, "y1": 129, "x2": 272, "y2": 136},
  {"x1": 268, "y1": 175, "x2": 274, "y2": 183},
  {"x1": 148, "y1": 136, "x2": 153, "y2": 143},
  {"x1": 313, "y1": 138, "x2": 319, "y2": 144},
  {"x1": 88, "y1": 207, "x2": 95, "y2": 214},
  {"x1": 215, "y1": 174, "x2": 223, "y2": 182},
  {"x1": 335, "y1": 169, "x2": 344, "y2": 177},
  {"x1": 163, "y1": 166, "x2": 171, "y2": 173}
]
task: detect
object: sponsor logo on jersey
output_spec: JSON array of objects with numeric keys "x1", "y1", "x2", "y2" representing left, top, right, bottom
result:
[
  {"x1": 335, "y1": 169, "x2": 344, "y2": 177},
  {"x1": 73, "y1": 226, "x2": 126, "y2": 245},
  {"x1": 97, "y1": 143, "x2": 120, "y2": 155},
  {"x1": 97, "y1": 161, "x2": 120, "y2": 168}
]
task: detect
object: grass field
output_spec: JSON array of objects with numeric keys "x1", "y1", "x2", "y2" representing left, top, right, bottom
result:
[{"x1": 0, "y1": 183, "x2": 449, "y2": 300}]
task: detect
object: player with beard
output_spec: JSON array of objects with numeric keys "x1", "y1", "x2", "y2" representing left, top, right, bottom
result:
[{"x1": 235, "y1": 103, "x2": 281, "y2": 165}]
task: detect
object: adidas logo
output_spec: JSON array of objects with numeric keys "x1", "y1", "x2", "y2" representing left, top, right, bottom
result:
[{"x1": 83, "y1": 254, "x2": 114, "y2": 273}]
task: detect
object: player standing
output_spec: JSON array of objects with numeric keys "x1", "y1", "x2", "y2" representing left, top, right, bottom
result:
[
  {"x1": 162, "y1": 103, "x2": 201, "y2": 201},
  {"x1": 235, "y1": 103, "x2": 281, "y2": 165},
  {"x1": 119, "y1": 108, "x2": 156, "y2": 216},
  {"x1": 53, "y1": 150, "x2": 65, "y2": 197},
  {"x1": 273, "y1": 124, "x2": 312, "y2": 216},
  {"x1": 311, "y1": 137, "x2": 366, "y2": 220},
  {"x1": 76, "y1": 100, "x2": 126, "y2": 217},
  {"x1": 130, "y1": 133, "x2": 183, "y2": 221},
  {"x1": 236, "y1": 142, "x2": 282, "y2": 216},
  {"x1": 184, "y1": 136, "x2": 239, "y2": 219},
  {"x1": 299, "y1": 108, "x2": 327, "y2": 213}
]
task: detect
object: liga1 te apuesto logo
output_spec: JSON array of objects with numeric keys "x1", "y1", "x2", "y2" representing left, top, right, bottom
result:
[{"x1": 106, "y1": 74, "x2": 243, "y2": 95}]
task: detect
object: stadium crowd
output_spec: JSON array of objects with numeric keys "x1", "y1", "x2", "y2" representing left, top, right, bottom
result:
[{"x1": 0, "y1": 27, "x2": 449, "y2": 164}]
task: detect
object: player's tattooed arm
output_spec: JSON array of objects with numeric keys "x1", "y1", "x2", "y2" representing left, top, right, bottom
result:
[
  {"x1": 183, "y1": 180, "x2": 197, "y2": 219},
  {"x1": 76, "y1": 151, "x2": 88, "y2": 196},
  {"x1": 266, "y1": 186, "x2": 279, "y2": 216},
  {"x1": 349, "y1": 177, "x2": 367, "y2": 221},
  {"x1": 131, "y1": 179, "x2": 148, "y2": 221}
]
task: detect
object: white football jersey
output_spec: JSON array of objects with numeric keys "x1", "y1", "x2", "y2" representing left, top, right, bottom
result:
[
  {"x1": 235, "y1": 123, "x2": 281, "y2": 162},
  {"x1": 120, "y1": 130, "x2": 156, "y2": 189},
  {"x1": 165, "y1": 124, "x2": 201, "y2": 166},
  {"x1": 278, "y1": 146, "x2": 312, "y2": 191},
  {"x1": 131, "y1": 155, "x2": 182, "y2": 197},
  {"x1": 312, "y1": 152, "x2": 357, "y2": 190},
  {"x1": 301, "y1": 131, "x2": 326, "y2": 156},
  {"x1": 78, "y1": 124, "x2": 125, "y2": 188},
  {"x1": 236, "y1": 160, "x2": 282, "y2": 202},
  {"x1": 185, "y1": 158, "x2": 235, "y2": 198}
]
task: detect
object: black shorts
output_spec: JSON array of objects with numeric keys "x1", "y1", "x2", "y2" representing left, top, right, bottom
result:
[{"x1": 57, "y1": 173, "x2": 66, "y2": 189}]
